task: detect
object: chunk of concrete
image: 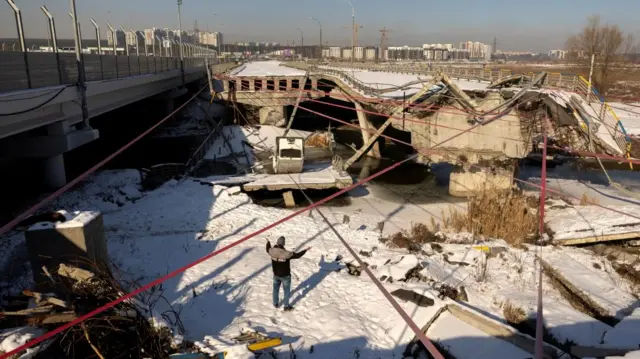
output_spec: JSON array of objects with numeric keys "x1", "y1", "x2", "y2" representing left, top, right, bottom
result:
[
  {"x1": 25, "y1": 211, "x2": 109, "y2": 291},
  {"x1": 449, "y1": 166, "x2": 513, "y2": 197}
]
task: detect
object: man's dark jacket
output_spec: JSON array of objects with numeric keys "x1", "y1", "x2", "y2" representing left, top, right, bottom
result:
[{"x1": 266, "y1": 241, "x2": 307, "y2": 277}]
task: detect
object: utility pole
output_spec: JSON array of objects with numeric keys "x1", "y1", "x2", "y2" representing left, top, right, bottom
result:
[
  {"x1": 310, "y1": 17, "x2": 322, "y2": 59},
  {"x1": 296, "y1": 28, "x2": 304, "y2": 58},
  {"x1": 343, "y1": 0, "x2": 355, "y2": 65}
]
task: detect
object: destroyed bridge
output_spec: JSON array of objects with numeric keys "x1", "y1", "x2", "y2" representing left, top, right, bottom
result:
[{"x1": 213, "y1": 60, "x2": 631, "y2": 197}]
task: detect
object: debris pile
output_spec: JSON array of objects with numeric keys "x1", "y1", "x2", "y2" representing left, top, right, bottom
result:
[{"x1": 0, "y1": 262, "x2": 195, "y2": 359}]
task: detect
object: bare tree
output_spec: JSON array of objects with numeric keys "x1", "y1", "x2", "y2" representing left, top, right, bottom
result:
[
  {"x1": 623, "y1": 33, "x2": 635, "y2": 58},
  {"x1": 597, "y1": 24, "x2": 623, "y2": 92}
]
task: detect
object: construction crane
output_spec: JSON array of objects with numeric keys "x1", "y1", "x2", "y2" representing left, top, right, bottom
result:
[
  {"x1": 341, "y1": 23, "x2": 364, "y2": 47},
  {"x1": 379, "y1": 27, "x2": 392, "y2": 62}
]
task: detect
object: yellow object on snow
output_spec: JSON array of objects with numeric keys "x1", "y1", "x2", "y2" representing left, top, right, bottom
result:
[{"x1": 247, "y1": 337, "x2": 282, "y2": 352}]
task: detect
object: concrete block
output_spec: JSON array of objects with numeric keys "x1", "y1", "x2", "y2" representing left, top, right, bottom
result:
[
  {"x1": 449, "y1": 166, "x2": 513, "y2": 197},
  {"x1": 282, "y1": 191, "x2": 296, "y2": 208},
  {"x1": 25, "y1": 211, "x2": 109, "y2": 291}
]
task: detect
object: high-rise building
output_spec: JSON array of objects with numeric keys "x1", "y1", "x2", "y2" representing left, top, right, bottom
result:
[
  {"x1": 387, "y1": 46, "x2": 423, "y2": 60},
  {"x1": 548, "y1": 49, "x2": 567, "y2": 59},
  {"x1": 107, "y1": 29, "x2": 126, "y2": 47},
  {"x1": 354, "y1": 46, "x2": 364, "y2": 60},
  {"x1": 329, "y1": 46, "x2": 341, "y2": 58},
  {"x1": 342, "y1": 48, "x2": 353, "y2": 59},
  {"x1": 365, "y1": 47, "x2": 377, "y2": 61}
]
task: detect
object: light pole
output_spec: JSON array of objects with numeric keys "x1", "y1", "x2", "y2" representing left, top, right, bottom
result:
[
  {"x1": 296, "y1": 28, "x2": 304, "y2": 58},
  {"x1": 343, "y1": 0, "x2": 354, "y2": 65},
  {"x1": 120, "y1": 26, "x2": 129, "y2": 56},
  {"x1": 309, "y1": 17, "x2": 322, "y2": 59},
  {"x1": 177, "y1": 0, "x2": 185, "y2": 85},
  {"x1": 130, "y1": 28, "x2": 139, "y2": 56}
]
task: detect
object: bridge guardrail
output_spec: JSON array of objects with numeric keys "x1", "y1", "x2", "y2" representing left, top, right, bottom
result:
[{"x1": 0, "y1": 51, "x2": 235, "y2": 93}]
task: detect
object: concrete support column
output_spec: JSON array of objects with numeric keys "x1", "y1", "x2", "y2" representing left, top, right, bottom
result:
[
  {"x1": 223, "y1": 80, "x2": 229, "y2": 91},
  {"x1": 354, "y1": 102, "x2": 381, "y2": 158},
  {"x1": 249, "y1": 79, "x2": 255, "y2": 91},
  {"x1": 286, "y1": 79, "x2": 292, "y2": 91},
  {"x1": 311, "y1": 78, "x2": 318, "y2": 90},
  {"x1": 259, "y1": 106, "x2": 285, "y2": 125},
  {"x1": 448, "y1": 165, "x2": 514, "y2": 197},
  {"x1": 283, "y1": 191, "x2": 295, "y2": 208},
  {"x1": 44, "y1": 154, "x2": 66, "y2": 188}
]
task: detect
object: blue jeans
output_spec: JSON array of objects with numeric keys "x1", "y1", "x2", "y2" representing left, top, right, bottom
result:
[{"x1": 273, "y1": 275, "x2": 291, "y2": 307}]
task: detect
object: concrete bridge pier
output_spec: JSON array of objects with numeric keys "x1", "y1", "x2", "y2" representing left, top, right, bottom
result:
[
  {"x1": 448, "y1": 165, "x2": 514, "y2": 197},
  {"x1": 0, "y1": 120, "x2": 99, "y2": 188}
]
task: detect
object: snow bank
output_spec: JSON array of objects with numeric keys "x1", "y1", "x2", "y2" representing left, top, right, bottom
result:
[{"x1": 602, "y1": 308, "x2": 640, "y2": 348}]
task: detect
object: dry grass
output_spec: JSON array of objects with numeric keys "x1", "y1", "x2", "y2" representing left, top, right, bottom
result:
[
  {"x1": 502, "y1": 300, "x2": 528, "y2": 325},
  {"x1": 304, "y1": 133, "x2": 332, "y2": 149},
  {"x1": 579, "y1": 192, "x2": 600, "y2": 206},
  {"x1": 441, "y1": 190, "x2": 539, "y2": 245},
  {"x1": 382, "y1": 223, "x2": 444, "y2": 252}
]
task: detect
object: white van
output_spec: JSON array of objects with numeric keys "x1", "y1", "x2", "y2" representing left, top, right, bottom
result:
[{"x1": 273, "y1": 137, "x2": 304, "y2": 174}]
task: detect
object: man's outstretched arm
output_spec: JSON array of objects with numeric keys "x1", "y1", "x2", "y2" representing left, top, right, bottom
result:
[{"x1": 291, "y1": 246, "x2": 311, "y2": 259}]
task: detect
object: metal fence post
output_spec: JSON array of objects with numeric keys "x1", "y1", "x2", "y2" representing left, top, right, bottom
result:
[
  {"x1": 131, "y1": 29, "x2": 141, "y2": 75},
  {"x1": 121, "y1": 26, "x2": 131, "y2": 76},
  {"x1": 70, "y1": 0, "x2": 89, "y2": 127},
  {"x1": 7, "y1": 0, "x2": 31, "y2": 88},
  {"x1": 41, "y1": 5, "x2": 63, "y2": 85},
  {"x1": 107, "y1": 22, "x2": 118, "y2": 78},
  {"x1": 90, "y1": 18, "x2": 104, "y2": 80}
]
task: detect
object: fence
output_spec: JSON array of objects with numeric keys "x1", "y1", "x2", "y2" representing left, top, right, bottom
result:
[{"x1": 0, "y1": 51, "x2": 232, "y2": 93}]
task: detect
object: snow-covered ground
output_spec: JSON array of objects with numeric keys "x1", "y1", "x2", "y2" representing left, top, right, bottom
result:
[
  {"x1": 609, "y1": 102, "x2": 640, "y2": 136},
  {"x1": 232, "y1": 61, "x2": 305, "y2": 77}
]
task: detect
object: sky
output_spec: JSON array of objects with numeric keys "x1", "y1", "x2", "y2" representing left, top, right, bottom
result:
[{"x1": 0, "y1": 0, "x2": 639, "y2": 52}]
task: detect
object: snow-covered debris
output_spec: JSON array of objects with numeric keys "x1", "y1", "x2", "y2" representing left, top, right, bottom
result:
[
  {"x1": 0, "y1": 327, "x2": 45, "y2": 358},
  {"x1": 47, "y1": 170, "x2": 144, "y2": 213},
  {"x1": 547, "y1": 204, "x2": 640, "y2": 241},
  {"x1": 540, "y1": 246, "x2": 639, "y2": 320},
  {"x1": 204, "y1": 125, "x2": 311, "y2": 160}
]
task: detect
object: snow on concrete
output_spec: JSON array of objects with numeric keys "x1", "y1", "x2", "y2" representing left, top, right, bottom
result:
[
  {"x1": 0, "y1": 327, "x2": 45, "y2": 358},
  {"x1": 602, "y1": 308, "x2": 640, "y2": 348},
  {"x1": 540, "y1": 246, "x2": 639, "y2": 320},
  {"x1": 242, "y1": 163, "x2": 351, "y2": 190},
  {"x1": 547, "y1": 204, "x2": 640, "y2": 241},
  {"x1": 232, "y1": 61, "x2": 305, "y2": 77},
  {"x1": 426, "y1": 310, "x2": 534, "y2": 358},
  {"x1": 609, "y1": 102, "x2": 640, "y2": 136}
]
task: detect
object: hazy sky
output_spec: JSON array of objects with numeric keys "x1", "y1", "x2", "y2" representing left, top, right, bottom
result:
[{"x1": 1, "y1": 0, "x2": 639, "y2": 51}]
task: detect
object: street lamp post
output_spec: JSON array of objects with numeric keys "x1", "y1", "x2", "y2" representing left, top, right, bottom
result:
[
  {"x1": 107, "y1": 22, "x2": 116, "y2": 55},
  {"x1": 309, "y1": 17, "x2": 322, "y2": 59},
  {"x1": 296, "y1": 28, "x2": 304, "y2": 58},
  {"x1": 177, "y1": 0, "x2": 185, "y2": 85},
  {"x1": 343, "y1": 0, "x2": 354, "y2": 65}
]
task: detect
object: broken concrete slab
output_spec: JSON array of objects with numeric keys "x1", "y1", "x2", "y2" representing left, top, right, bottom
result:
[{"x1": 391, "y1": 289, "x2": 435, "y2": 307}]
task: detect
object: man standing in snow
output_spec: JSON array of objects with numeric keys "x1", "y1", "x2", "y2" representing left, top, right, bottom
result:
[{"x1": 266, "y1": 236, "x2": 310, "y2": 311}]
